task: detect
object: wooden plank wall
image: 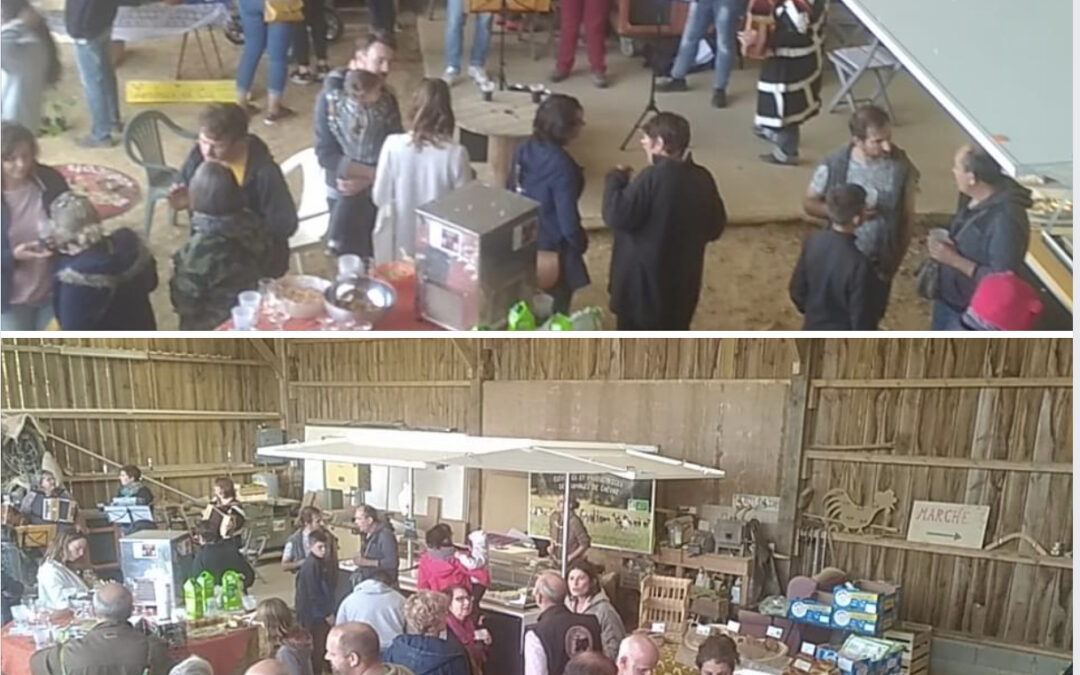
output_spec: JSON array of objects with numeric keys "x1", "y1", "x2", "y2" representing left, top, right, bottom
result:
[
  {"x1": 798, "y1": 338, "x2": 1072, "y2": 653},
  {"x1": 0, "y1": 338, "x2": 280, "y2": 505}
]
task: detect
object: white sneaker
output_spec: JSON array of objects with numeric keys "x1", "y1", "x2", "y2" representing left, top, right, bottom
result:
[
  {"x1": 442, "y1": 67, "x2": 460, "y2": 85},
  {"x1": 468, "y1": 65, "x2": 491, "y2": 85}
]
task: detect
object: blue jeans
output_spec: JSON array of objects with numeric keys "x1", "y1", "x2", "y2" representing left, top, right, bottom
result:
[
  {"x1": 236, "y1": 0, "x2": 294, "y2": 97},
  {"x1": 669, "y1": 0, "x2": 745, "y2": 89},
  {"x1": 931, "y1": 300, "x2": 963, "y2": 330},
  {"x1": 445, "y1": 0, "x2": 492, "y2": 71},
  {"x1": 72, "y1": 30, "x2": 120, "y2": 142},
  {"x1": 1, "y1": 303, "x2": 54, "y2": 330}
]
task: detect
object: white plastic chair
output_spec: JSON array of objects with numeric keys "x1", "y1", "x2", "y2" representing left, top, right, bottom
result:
[{"x1": 280, "y1": 147, "x2": 330, "y2": 274}]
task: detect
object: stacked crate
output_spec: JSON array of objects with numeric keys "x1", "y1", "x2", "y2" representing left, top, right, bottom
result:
[{"x1": 882, "y1": 623, "x2": 931, "y2": 675}]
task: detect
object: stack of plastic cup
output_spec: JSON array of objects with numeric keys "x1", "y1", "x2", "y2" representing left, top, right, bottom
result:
[{"x1": 231, "y1": 305, "x2": 257, "y2": 331}]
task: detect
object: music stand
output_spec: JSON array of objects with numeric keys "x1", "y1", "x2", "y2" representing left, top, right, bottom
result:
[
  {"x1": 618, "y1": 2, "x2": 669, "y2": 150},
  {"x1": 104, "y1": 504, "x2": 154, "y2": 529}
]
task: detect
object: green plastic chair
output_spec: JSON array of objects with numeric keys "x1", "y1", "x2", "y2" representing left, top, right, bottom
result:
[{"x1": 122, "y1": 110, "x2": 197, "y2": 235}]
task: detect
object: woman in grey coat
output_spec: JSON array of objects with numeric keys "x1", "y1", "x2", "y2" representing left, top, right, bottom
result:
[{"x1": 565, "y1": 559, "x2": 625, "y2": 660}]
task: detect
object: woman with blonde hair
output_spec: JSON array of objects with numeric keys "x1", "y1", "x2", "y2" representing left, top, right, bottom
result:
[
  {"x1": 371, "y1": 78, "x2": 472, "y2": 263},
  {"x1": 382, "y1": 590, "x2": 471, "y2": 675},
  {"x1": 255, "y1": 598, "x2": 315, "y2": 675},
  {"x1": 36, "y1": 530, "x2": 91, "y2": 609}
]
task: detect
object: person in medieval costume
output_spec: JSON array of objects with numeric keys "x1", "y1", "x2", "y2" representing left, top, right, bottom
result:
[{"x1": 740, "y1": 0, "x2": 827, "y2": 165}]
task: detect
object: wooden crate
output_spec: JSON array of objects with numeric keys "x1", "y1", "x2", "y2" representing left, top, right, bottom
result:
[
  {"x1": 883, "y1": 622, "x2": 931, "y2": 675},
  {"x1": 639, "y1": 574, "x2": 692, "y2": 641}
]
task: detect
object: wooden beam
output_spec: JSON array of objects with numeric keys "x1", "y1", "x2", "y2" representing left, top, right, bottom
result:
[
  {"x1": 7, "y1": 408, "x2": 279, "y2": 421},
  {"x1": 278, "y1": 339, "x2": 292, "y2": 437},
  {"x1": 46, "y1": 433, "x2": 199, "y2": 501},
  {"x1": 806, "y1": 443, "x2": 895, "y2": 451},
  {"x1": 778, "y1": 339, "x2": 816, "y2": 556},
  {"x1": 931, "y1": 628, "x2": 1071, "y2": 659},
  {"x1": 69, "y1": 464, "x2": 260, "y2": 482},
  {"x1": 0, "y1": 343, "x2": 269, "y2": 367},
  {"x1": 248, "y1": 338, "x2": 283, "y2": 378},
  {"x1": 804, "y1": 451, "x2": 1072, "y2": 474},
  {"x1": 451, "y1": 338, "x2": 478, "y2": 371},
  {"x1": 811, "y1": 377, "x2": 1072, "y2": 390},
  {"x1": 824, "y1": 531, "x2": 1072, "y2": 570},
  {"x1": 289, "y1": 380, "x2": 472, "y2": 389}
]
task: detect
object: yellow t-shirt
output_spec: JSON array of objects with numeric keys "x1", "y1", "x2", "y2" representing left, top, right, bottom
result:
[{"x1": 226, "y1": 159, "x2": 246, "y2": 185}]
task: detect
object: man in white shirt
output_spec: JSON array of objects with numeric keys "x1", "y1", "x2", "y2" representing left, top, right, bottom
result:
[
  {"x1": 524, "y1": 571, "x2": 602, "y2": 675},
  {"x1": 335, "y1": 569, "x2": 406, "y2": 650}
]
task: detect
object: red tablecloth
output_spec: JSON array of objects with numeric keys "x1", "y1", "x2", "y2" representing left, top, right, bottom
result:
[
  {"x1": 0, "y1": 623, "x2": 256, "y2": 675},
  {"x1": 55, "y1": 164, "x2": 141, "y2": 221},
  {"x1": 217, "y1": 266, "x2": 441, "y2": 331}
]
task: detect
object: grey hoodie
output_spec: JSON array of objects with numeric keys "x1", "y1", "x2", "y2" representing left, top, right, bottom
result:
[
  {"x1": 336, "y1": 579, "x2": 407, "y2": 650},
  {"x1": 1, "y1": 18, "x2": 50, "y2": 131},
  {"x1": 565, "y1": 589, "x2": 626, "y2": 661}
]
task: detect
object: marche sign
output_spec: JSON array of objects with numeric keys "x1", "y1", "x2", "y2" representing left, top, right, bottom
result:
[{"x1": 906, "y1": 500, "x2": 990, "y2": 550}]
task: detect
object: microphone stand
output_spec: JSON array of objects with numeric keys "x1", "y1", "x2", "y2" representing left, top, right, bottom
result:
[{"x1": 619, "y1": 3, "x2": 666, "y2": 150}]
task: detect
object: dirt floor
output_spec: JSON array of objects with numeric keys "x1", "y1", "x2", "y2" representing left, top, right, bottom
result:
[{"x1": 34, "y1": 3, "x2": 937, "y2": 330}]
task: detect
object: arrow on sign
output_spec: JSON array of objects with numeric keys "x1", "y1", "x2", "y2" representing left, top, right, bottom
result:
[{"x1": 927, "y1": 531, "x2": 961, "y2": 541}]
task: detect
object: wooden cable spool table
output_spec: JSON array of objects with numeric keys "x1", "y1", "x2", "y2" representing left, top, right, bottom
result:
[{"x1": 454, "y1": 92, "x2": 538, "y2": 189}]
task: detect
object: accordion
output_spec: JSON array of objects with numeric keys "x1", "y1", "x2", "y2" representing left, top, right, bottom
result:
[{"x1": 467, "y1": 0, "x2": 551, "y2": 13}]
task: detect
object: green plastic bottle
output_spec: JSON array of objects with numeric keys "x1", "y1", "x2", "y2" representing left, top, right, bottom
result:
[
  {"x1": 221, "y1": 570, "x2": 243, "y2": 611},
  {"x1": 507, "y1": 301, "x2": 536, "y2": 330},
  {"x1": 183, "y1": 578, "x2": 204, "y2": 619}
]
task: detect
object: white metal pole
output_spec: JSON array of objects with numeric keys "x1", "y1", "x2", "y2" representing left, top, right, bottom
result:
[
  {"x1": 561, "y1": 473, "x2": 571, "y2": 575},
  {"x1": 407, "y1": 467, "x2": 415, "y2": 570}
]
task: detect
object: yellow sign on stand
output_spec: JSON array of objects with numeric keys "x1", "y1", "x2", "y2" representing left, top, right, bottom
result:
[
  {"x1": 126, "y1": 80, "x2": 235, "y2": 104},
  {"x1": 325, "y1": 462, "x2": 361, "y2": 491}
]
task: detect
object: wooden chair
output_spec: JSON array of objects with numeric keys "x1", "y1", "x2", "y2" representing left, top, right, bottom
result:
[{"x1": 638, "y1": 574, "x2": 692, "y2": 641}]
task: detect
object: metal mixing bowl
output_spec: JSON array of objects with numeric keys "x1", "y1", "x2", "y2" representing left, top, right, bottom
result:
[{"x1": 323, "y1": 276, "x2": 397, "y2": 327}]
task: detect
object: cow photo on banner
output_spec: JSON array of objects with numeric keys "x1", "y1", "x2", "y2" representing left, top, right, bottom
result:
[{"x1": 528, "y1": 473, "x2": 655, "y2": 554}]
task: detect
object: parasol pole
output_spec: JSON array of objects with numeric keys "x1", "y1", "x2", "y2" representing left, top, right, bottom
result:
[{"x1": 561, "y1": 473, "x2": 571, "y2": 575}]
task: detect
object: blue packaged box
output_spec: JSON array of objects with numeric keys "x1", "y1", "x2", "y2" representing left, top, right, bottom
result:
[
  {"x1": 832, "y1": 580, "x2": 899, "y2": 616},
  {"x1": 815, "y1": 646, "x2": 839, "y2": 663},
  {"x1": 788, "y1": 592, "x2": 833, "y2": 628},
  {"x1": 832, "y1": 607, "x2": 897, "y2": 636}
]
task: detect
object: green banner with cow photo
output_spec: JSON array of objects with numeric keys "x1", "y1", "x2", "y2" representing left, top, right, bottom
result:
[{"x1": 528, "y1": 473, "x2": 655, "y2": 554}]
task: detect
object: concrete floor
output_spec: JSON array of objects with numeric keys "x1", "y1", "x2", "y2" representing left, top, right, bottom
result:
[{"x1": 30, "y1": 2, "x2": 978, "y2": 329}]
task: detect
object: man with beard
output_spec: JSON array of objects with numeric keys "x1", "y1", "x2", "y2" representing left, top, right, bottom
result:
[
  {"x1": 314, "y1": 32, "x2": 402, "y2": 258},
  {"x1": 804, "y1": 105, "x2": 919, "y2": 322}
]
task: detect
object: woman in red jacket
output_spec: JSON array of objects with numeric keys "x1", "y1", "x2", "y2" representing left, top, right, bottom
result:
[{"x1": 416, "y1": 524, "x2": 470, "y2": 593}]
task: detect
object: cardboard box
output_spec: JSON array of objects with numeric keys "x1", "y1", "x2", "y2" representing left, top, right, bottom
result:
[
  {"x1": 836, "y1": 652, "x2": 902, "y2": 675},
  {"x1": 832, "y1": 580, "x2": 900, "y2": 616},
  {"x1": 789, "y1": 592, "x2": 834, "y2": 628},
  {"x1": 816, "y1": 645, "x2": 840, "y2": 663},
  {"x1": 832, "y1": 608, "x2": 896, "y2": 636}
]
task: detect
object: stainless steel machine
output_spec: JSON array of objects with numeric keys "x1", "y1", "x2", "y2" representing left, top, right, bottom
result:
[
  {"x1": 119, "y1": 530, "x2": 194, "y2": 615},
  {"x1": 415, "y1": 183, "x2": 540, "y2": 330}
]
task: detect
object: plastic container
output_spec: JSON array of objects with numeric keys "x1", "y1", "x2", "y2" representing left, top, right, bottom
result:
[
  {"x1": 183, "y1": 578, "x2": 204, "y2": 620},
  {"x1": 221, "y1": 570, "x2": 243, "y2": 611}
]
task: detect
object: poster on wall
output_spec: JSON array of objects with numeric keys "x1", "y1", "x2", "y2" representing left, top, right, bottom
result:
[{"x1": 528, "y1": 473, "x2": 654, "y2": 554}]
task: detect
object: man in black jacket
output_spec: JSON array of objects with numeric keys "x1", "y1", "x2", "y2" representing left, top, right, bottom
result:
[
  {"x1": 167, "y1": 103, "x2": 297, "y2": 277},
  {"x1": 789, "y1": 183, "x2": 881, "y2": 330},
  {"x1": 602, "y1": 112, "x2": 726, "y2": 330},
  {"x1": 191, "y1": 522, "x2": 255, "y2": 590}
]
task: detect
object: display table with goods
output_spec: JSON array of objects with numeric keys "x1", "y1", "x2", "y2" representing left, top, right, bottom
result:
[
  {"x1": 217, "y1": 260, "x2": 605, "y2": 331},
  {"x1": 0, "y1": 604, "x2": 259, "y2": 675}
]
